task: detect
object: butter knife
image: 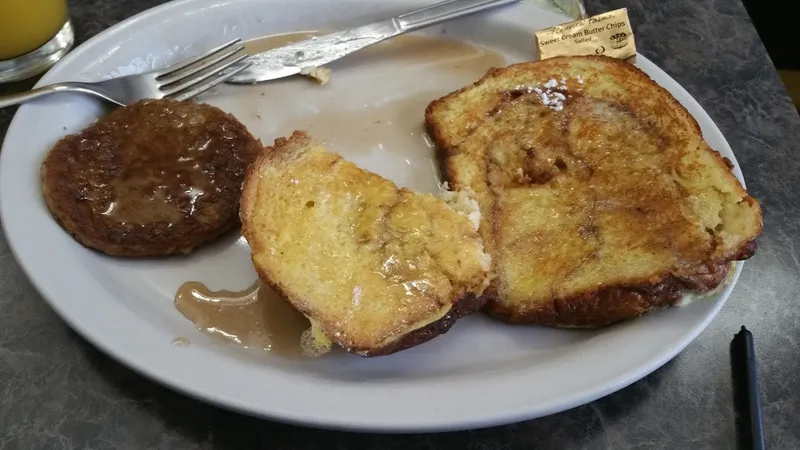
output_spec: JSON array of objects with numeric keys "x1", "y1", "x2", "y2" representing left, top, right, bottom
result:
[{"x1": 226, "y1": 0, "x2": 521, "y2": 84}]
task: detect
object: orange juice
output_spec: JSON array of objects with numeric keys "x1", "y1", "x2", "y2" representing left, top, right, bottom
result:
[{"x1": 0, "y1": 0, "x2": 68, "y2": 60}]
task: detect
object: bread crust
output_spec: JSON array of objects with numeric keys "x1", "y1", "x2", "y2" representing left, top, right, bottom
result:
[
  {"x1": 253, "y1": 262, "x2": 485, "y2": 356},
  {"x1": 425, "y1": 56, "x2": 763, "y2": 328}
]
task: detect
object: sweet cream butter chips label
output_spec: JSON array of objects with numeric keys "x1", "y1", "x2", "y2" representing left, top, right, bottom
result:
[{"x1": 535, "y1": 8, "x2": 636, "y2": 61}]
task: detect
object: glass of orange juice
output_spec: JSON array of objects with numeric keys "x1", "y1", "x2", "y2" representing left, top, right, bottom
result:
[{"x1": 0, "y1": 0, "x2": 74, "y2": 83}]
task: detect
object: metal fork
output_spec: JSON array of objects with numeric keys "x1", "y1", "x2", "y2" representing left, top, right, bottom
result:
[{"x1": 0, "y1": 39, "x2": 250, "y2": 109}]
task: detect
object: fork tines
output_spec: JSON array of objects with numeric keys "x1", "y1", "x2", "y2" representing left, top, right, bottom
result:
[{"x1": 157, "y1": 39, "x2": 251, "y2": 101}]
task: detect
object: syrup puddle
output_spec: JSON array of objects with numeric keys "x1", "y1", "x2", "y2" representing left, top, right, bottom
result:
[{"x1": 174, "y1": 280, "x2": 310, "y2": 357}]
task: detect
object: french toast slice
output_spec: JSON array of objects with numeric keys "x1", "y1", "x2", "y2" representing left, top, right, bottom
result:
[
  {"x1": 240, "y1": 131, "x2": 490, "y2": 356},
  {"x1": 425, "y1": 55, "x2": 762, "y2": 327}
]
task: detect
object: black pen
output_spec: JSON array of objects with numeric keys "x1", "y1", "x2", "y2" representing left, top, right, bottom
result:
[{"x1": 732, "y1": 326, "x2": 765, "y2": 450}]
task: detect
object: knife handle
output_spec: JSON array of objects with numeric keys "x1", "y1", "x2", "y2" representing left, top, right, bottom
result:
[{"x1": 395, "y1": 0, "x2": 521, "y2": 32}]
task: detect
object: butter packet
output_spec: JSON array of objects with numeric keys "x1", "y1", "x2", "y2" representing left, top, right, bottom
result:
[{"x1": 535, "y1": 8, "x2": 636, "y2": 61}]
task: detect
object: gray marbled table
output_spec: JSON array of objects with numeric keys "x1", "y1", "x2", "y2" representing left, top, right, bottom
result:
[{"x1": 1, "y1": 0, "x2": 798, "y2": 448}]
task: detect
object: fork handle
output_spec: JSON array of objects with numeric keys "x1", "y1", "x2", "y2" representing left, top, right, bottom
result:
[
  {"x1": 395, "y1": 0, "x2": 521, "y2": 32},
  {"x1": 0, "y1": 82, "x2": 98, "y2": 109}
]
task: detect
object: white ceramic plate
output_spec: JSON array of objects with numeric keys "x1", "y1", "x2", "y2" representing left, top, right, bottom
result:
[{"x1": 0, "y1": 0, "x2": 746, "y2": 432}]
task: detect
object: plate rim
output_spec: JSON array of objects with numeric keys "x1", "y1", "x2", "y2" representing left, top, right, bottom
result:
[{"x1": 0, "y1": 0, "x2": 746, "y2": 432}]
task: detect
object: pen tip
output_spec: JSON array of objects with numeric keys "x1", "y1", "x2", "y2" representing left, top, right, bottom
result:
[{"x1": 741, "y1": 325, "x2": 747, "y2": 331}]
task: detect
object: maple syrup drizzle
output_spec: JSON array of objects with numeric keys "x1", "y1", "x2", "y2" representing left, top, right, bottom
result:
[{"x1": 174, "y1": 280, "x2": 310, "y2": 356}]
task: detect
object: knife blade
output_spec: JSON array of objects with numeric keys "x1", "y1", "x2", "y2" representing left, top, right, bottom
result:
[{"x1": 226, "y1": 0, "x2": 521, "y2": 84}]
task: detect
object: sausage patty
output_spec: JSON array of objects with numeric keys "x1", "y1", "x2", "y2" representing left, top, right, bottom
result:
[{"x1": 41, "y1": 99, "x2": 261, "y2": 257}]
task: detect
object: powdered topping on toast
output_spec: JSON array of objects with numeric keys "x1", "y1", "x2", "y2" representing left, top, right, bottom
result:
[{"x1": 509, "y1": 76, "x2": 586, "y2": 111}]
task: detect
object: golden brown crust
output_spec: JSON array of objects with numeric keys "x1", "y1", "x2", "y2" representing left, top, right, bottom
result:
[
  {"x1": 484, "y1": 240, "x2": 757, "y2": 328},
  {"x1": 41, "y1": 99, "x2": 261, "y2": 257},
  {"x1": 486, "y1": 277, "x2": 684, "y2": 327},
  {"x1": 252, "y1": 262, "x2": 485, "y2": 357},
  {"x1": 484, "y1": 262, "x2": 735, "y2": 327},
  {"x1": 240, "y1": 130, "x2": 313, "y2": 230},
  {"x1": 356, "y1": 293, "x2": 485, "y2": 356},
  {"x1": 425, "y1": 55, "x2": 763, "y2": 328},
  {"x1": 241, "y1": 131, "x2": 488, "y2": 356}
]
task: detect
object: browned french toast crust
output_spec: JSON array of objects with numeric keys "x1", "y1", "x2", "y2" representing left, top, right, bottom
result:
[
  {"x1": 344, "y1": 293, "x2": 484, "y2": 357},
  {"x1": 485, "y1": 277, "x2": 684, "y2": 326}
]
